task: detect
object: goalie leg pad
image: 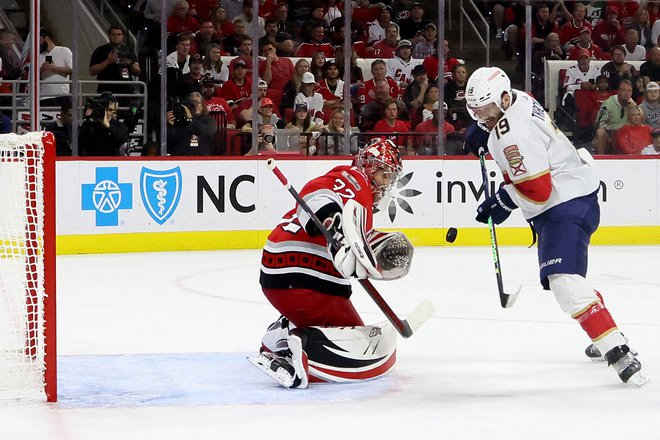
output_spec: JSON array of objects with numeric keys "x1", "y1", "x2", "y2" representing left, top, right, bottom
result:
[
  {"x1": 304, "y1": 321, "x2": 398, "y2": 383},
  {"x1": 549, "y1": 274, "x2": 626, "y2": 354}
]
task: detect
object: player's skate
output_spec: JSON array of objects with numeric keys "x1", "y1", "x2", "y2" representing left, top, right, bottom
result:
[
  {"x1": 248, "y1": 330, "x2": 309, "y2": 389},
  {"x1": 605, "y1": 345, "x2": 648, "y2": 387},
  {"x1": 585, "y1": 335, "x2": 637, "y2": 362}
]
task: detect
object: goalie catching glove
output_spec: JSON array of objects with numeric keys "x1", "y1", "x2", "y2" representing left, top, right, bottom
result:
[{"x1": 328, "y1": 200, "x2": 413, "y2": 280}]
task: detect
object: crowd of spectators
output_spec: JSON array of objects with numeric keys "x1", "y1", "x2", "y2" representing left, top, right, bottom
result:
[{"x1": 5, "y1": 0, "x2": 660, "y2": 157}]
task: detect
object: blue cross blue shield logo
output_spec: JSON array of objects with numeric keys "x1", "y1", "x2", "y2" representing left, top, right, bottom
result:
[
  {"x1": 140, "y1": 166, "x2": 182, "y2": 225},
  {"x1": 82, "y1": 167, "x2": 133, "y2": 227}
]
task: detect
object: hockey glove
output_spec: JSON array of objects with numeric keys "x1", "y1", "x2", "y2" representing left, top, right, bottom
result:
[
  {"x1": 330, "y1": 239, "x2": 369, "y2": 279},
  {"x1": 475, "y1": 187, "x2": 518, "y2": 225},
  {"x1": 463, "y1": 122, "x2": 490, "y2": 156}
]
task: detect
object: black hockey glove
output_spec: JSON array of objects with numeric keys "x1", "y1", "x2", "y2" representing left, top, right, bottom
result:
[
  {"x1": 463, "y1": 122, "x2": 490, "y2": 156},
  {"x1": 475, "y1": 188, "x2": 517, "y2": 225}
]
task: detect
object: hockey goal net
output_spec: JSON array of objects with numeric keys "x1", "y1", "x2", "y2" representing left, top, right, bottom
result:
[{"x1": 0, "y1": 132, "x2": 56, "y2": 402}]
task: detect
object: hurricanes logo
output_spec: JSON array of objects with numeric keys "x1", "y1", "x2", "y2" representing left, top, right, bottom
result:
[{"x1": 377, "y1": 171, "x2": 422, "y2": 222}]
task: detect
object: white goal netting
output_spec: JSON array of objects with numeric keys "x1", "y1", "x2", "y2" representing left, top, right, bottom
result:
[{"x1": 0, "y1": 132, "x2": 51, "y2": 401}]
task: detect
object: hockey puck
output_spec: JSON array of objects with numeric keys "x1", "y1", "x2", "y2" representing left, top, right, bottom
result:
[{"x1": 445, "y1": 227, "x2": 458, "y2": 243}]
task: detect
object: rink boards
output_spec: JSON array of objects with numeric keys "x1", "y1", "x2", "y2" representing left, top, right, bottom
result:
[{"x1": 54, "y1": 156, "x2": 660, "y2": 254}]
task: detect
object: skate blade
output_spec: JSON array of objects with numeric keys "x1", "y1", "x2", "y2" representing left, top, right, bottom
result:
[
  {"x1": 247, "y1": 355, "x2": 295, "y2": 388},
  {"x1": 627, "y1": 371, "x2": 650, "y2": 388}
]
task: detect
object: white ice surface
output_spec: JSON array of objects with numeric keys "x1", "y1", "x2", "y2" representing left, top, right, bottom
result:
[{"x1": 1, "y1": 246, "x2": 659, "y2": 439}]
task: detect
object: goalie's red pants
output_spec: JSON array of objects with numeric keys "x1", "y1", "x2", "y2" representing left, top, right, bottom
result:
[{"x1": 263, "y1": 288, "x2": 364, "y2": 328}]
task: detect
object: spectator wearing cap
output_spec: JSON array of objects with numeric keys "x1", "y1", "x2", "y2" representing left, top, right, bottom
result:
[
  {"x1": 602, "y1": 45, "x2": 637, "y2": 91},
  {"x1": 167, "y1": 1, "x2": 201, "y2": 36},
  {"x1": 295, "y1": 24, "x2": 335, "y2": 57},
  {"x1": 614, "y1": 105, "x2": 652, "y2": 154},
  {"x1": 622, "y1": 29, "x2": 646, "y2": 61},
  {"x1": 259, "y1": 40, "x2": 294, "y2": 91},
  {"x1": 89, "y1": 26, "x2": 140, "y2": 97},
  {"x1": 566, "y1": 27, "x2": 609, "y2": 60},
  {"x1": 359, "y1": 59, "x2": 401, "y2": 106},
  {"x1": 178, "y1": 53, "x2": 206, "y2": 98},
  {"x1": 242, "y1": 97, "x2": 284, "y2": 132},
  {"x1": 387, "y1": 40, "x2": 419, "y2": 88},
  {"x1": 372, "y1": 24, "x2": 400, "y2": 59},
  {"x1": 640, "y1": 81, "x2": 660, "y2": 129},
  {"x1": 295, "y1": 72, "x2": 325, "y2": 126},
  {"x1": 318, "y1": 60, "x2": 345, "y2": 110},
  {"x1": 398, "y1": 2, "x2": 430, "y2": 46},
  {"x1": 641, "y1": 128, "x2": 660, "y2": 154},
  {"x1": 413, "y1": 101, "x2": 456, "y2": 155},
  {"x1": 220, "y1": 59, "x2": 252, "y2": 103},
  {"x1": 640, "y1": 46, "x2": 660, "y2": 85},
  {"x1": 562, "y1": 48, "x2": 600, "y2": 107},
  {"x1": 412, "y1": 23, "x2": 438, "y2": 59},
  {"x1": 368, "y1": 6, "x2": 398, "y2": 45},
  {"x1": 229, "y1": 36, "x2": 254, "y2": 73},
  {"x1": 402, "y1": 64, "x2": 428, "y2": 112},
  {"x1": 592, "y1": 6, "x2": 625, "y2": 53},
  {"x1": 232, "y1": 0, "x2": 266, "y2": 39},
  {"x1": 558, "y1": 2, "x2": 591, "y2": 48},
  {"x1": 285, "y1": 101, "x2": 324, "y2": 156},
  {"x1": 201, "y1": 78, "x2": 235, "y2": 129},
  {"x1": 235, "y1": 78, "x2": 270, "y2": 127},
  {"x1": 38, "y1": 29, "x2": 73, "y2": 107}
]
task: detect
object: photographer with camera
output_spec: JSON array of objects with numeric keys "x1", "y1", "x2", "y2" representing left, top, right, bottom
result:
[
  {"x1": 79, "y1": 93, "x2": 130, "y2": 156},
  {"x1": 167, "y1": 92, "x2": 217, "y2": 156},
  {"x1": 89, "y1": 26, "x2": 140, "y2": 98}
]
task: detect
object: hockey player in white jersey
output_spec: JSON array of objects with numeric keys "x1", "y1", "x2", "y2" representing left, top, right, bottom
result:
[{"x1": 463, "y1": 66, "x2": 647, "y2": 386}]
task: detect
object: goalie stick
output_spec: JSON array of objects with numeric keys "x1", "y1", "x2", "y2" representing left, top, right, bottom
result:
[
  {"x1": 479, "y1": 150, "x2": 519, "y2": 308},
  {"x1": 266, "y1": 158, "x2": 434, "y2": 338}
]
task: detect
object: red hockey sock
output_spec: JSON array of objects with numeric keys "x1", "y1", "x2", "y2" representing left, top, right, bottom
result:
[{"x1": 574, "y1": 301, "x2": 618, "y2": 340}]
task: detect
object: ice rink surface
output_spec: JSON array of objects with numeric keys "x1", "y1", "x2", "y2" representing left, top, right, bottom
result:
[{"x1": 1, "y1": 245, "x2": 659, "y2": 439}]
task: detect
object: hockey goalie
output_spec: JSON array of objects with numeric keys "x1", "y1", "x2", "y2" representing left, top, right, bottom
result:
[{"x1": 250, "y1": 138, "x2": 413, "y2": 389}]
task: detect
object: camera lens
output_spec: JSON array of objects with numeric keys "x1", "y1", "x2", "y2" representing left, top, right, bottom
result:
[{"x1": 263, "y1": 134, "x2": 275, "y2": 144}]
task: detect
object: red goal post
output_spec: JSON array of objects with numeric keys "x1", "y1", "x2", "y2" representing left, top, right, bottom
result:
[{"x1": 0, "y1": 131, "x2": 57, "y2": 402}]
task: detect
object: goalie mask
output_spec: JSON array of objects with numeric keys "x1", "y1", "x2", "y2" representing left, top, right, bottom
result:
[{"x1": 354, "y1": 138, "x2": 403, "y2": 205}]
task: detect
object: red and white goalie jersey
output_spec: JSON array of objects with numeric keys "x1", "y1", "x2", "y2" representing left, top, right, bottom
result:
[
  {"x1": 487, "y1": 91, "x2": 600, "y2": 219},
  {"x1": 260, "y1": 165, "x2": 375, "y2": 297}
]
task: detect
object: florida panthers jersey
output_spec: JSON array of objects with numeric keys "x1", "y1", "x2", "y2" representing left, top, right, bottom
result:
[
  {"x1": 260, "y1": 165, "x2": 375, "y2": 297},
  {"x1": 487, "y1": 90, "x2": 601, "y2": 220}
]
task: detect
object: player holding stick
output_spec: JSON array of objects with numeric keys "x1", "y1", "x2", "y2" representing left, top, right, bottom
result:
[
  {"x1": 463, "y1": 67, "x2": 647, "y2": 386},
  {"x1": 250, "y1": 138, "x2": 416, "y2": 388}
]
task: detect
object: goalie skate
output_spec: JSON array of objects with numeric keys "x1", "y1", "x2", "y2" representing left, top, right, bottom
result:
[{"x1": 248, "y1": 351, "x2": 306, "y2": 389}]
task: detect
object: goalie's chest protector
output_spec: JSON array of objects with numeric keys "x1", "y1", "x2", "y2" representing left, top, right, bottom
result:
[{"x1": 260, "y1": 166, "x2": 374, "y2": 297}]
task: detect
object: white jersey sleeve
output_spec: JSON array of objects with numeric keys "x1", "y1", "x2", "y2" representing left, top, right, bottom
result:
[{"x1": 487, "y1": 90, "x2": 601, "y2": 220}]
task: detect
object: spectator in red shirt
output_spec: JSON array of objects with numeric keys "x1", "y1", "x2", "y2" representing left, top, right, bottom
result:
[
  {"x1": 614, "y1": 105, "x2": 652, "y2": 154},
  {"x1": 359, "y1": 59, "x2": 401, "y2": 105},
  {"x1": 566, "y1": 27, "x2": 611, "y2": 60},
  {"x1": 592, "y1": 6, "x2": 625, "y2": 53},
  {"x1": 259, "y1": 40, "x2": 294, "y2": 91},
  {"x1": 295, "y1": 24, "x2": 334, "y2": 57},
  {"x1": 559, "y1": 2, "x2": 591, "y2": 48},
  {"x1": 413, "y1": 101, "x2": 455, "y2": 155},
  {"x1": 373, "y1": 97, "x2": 411, "y2": 154},
  {"x1": 221, "y1": 59, "x2": 252, "y2": 104},
  {"x1": 167, "y1": 1, "x2": 201, "y2": 36},
  {"x1": 372, "y1": 24, "x2": 399, "y2": 59},
  {"x1": 209, "y1": 5, "x2": 233, "y2": 40},
  {"x1": 201, "y1": 78, "x2": 235, "y2": 129}
]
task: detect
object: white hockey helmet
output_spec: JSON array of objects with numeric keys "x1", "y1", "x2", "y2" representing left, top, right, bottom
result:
[{"x1": 465, "y1": 67, "x2": 512, "y2": 122}]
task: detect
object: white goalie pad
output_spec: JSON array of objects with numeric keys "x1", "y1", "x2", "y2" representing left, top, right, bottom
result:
[
  {"x1": 305, "y1": 321, "x2": 398, "y2": 383},
  {"x1": 368, "y1": 231, "x2": 414, "y2": 280},
  {"x1": 342, "y1": 199, "x2": 381, "y2": 279}
]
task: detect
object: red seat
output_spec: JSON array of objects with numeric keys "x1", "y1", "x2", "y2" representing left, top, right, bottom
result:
[{"x1": 574, "y1": 90, "x2": 613, "y2": 129}]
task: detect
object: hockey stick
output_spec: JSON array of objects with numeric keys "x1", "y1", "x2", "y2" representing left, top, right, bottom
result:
[
  {"x1": 266, "y1": 158, "x2": 434, "y2": 338},
  {"x1": 478, "y1": 151, "x2": 519, "y2": 308}
]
